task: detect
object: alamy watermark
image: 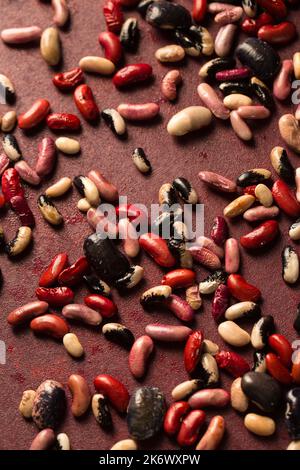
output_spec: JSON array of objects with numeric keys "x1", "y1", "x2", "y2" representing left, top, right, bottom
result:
[{"x1": 291, "y1": 81, "x2": 300, "y2": 105}]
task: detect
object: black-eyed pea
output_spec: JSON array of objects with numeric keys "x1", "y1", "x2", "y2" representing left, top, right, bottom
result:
[
  {"x1": 19, "y1": 390, "x2": 36, "y2": 418},
  {"x1": 63, "y1": 333, "x2": 84, "y2": 358},
  {"x1": 45, "y1": 177, "x2": 72, "y2": 198}
]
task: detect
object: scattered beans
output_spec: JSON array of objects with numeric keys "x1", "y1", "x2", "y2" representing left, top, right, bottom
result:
[
  {"x1": 63, "y1": 333, "x2": 84, "y2": 358},
  {"x1": 161, "y1": 69, "x2": 182, "y2": 101},
  {"x1": 1, "y1": 26, "x2": 42, "y2": 44},
  {"x1": 40, "y1": 27, "x2": 61, "y2": 66},
  {"x1": 30, "y1": 429, "x2": 55, "y2": 450},
  {"x1": 244, "y1": 413, "x2": 275, "y2": 436},
  {"x1": 167, "y1": 106, "x2": 212, "y2": 136},
  {"x1": 32, "y1": 379, "x2": 66, "y2": 429},
  {"x1": 19, "y1": 390, "x2": 36, "y2": 419},
  {"x1": 46, "y1": 177, "x2": 72, "y2": 198},
  {"x1": 195, "y1": 416, "x2": 225, "y2": 450},
  {"x1": 94, "y1": 374, "x2": 129, "y2": 413},
  {"x1": 68, "y1": 374, "x2": 91, "y2": 417},
  {"x1": 102, "y1": 323, "x2": 135, "y2": 350},
  {"x1": 92, "y1": 393, "x2": 112, "y2": 430}
]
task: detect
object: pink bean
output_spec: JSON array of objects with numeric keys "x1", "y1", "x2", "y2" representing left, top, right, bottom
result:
[
  {"x1": 0, "y1": 153, "x2": 10, "y2": 175},
  {"x1": 161, "y1": 69, "x2": 182, "y2": 101},
  {"x1": 163, "y1": 294, "x2": 195, "y2": 322},
  {"x1": 62, "y1": 304, "x2": 102, "y2": 326},
  {"x1": 230, "y1": 111, "x2": 252, "y2": 141},
  {"x1": 35, "y1": 137, "x2": 56, "y2": 178},
  {"x1": 196, "y1": 416, "x2": 225, "y2": 450},
  {"x1": 129, "y1": 335, "x2": 154, "y2": 378},
  {"x1": 215, "y1": 67, "x2": 251, "y2": 81},
  {"x1": 87, "y1": 207, "x2": 118, "y2": 237},
  {"x1": 198, "y1": 170, "x2": 237, "y2": 193},
  {"x1": 118, "y1": 218, "x2": 140, "y2": 258},
  {"x1": 237, "y1": 105, "x2": 270, "y2": 120},
  {"x1": 145, "y1": 324, "x2": 192, "y2": 342},
  {"x1": 1, "y1": 26, "x2": 42, "y2": 44},
  {"x1": 52, "y1": 0, "x2": 69, "y2": 27},
  {"x1": 296, "y1": 168, "x2": 300, "y2": 203},
  {"x1": 225, "y1": 238, "x2": 240, "y2": 273},
  {"x1": 208, "y1": 3, "x2": 237, "y2": 13},
  {"x1": 189, "y1": 389, "x2": 230, "y2": 409},
  {"x1": 117, "y1": 103, "x2": 160, "y2": 121},
  {"x1": 214, "y1": 7, "x2": 243, "y2": 25},
  {"x1": 15, "y1": 161, "x2": 41, "y2": 186},
  {"x1": 243, "y1": 205, "x2": 279, "y2": 222},
  {"x1": 189, "y1": 246, "x2": 222, "y2": 270},
  {"x1": 87, "y1": 170, "x2": 118, "y2": 202},
  {"x1": 196, "y1": 236, "x2": 224, "y2": 259},
  {"x1": 214, "y1": 24, "x2": 237, "y2": 58},
  {"x1": 197, "y1": 83, "x2": 230, "y2": 120},
  {"x1": 273, "y1": 60, "x2": 294, "y2": 101},
  {"x1": 295, "y1": 104, "x2": 300, "y2": 121},
  {"x1": 30, "y1": 429, "x2": 55, "y2": 450}
]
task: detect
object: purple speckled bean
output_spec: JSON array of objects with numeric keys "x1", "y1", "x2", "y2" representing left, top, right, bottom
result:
[
  {"x1": 145, "y1": 323, "x2": 192, "y2": 342},
  {"x1": 214, "y1": 7, "x2": 243, "y2": 25},
  {"x1": 237, "y1": 105, "x2": 270, "y2": 120},
  {"x1": 225, "y1": 238, "x2": 240, "y2": 273},
  {"x1": 243, "y1": 205, "x2": 279, "y2": 222},
  {"x1": 29, "y1": 428, "x2": 55, "y2": 450},
  {"x1": 197, "y1": 83, "x2": 230, "y2": 120},
  {"x1": 189, "y1": 389, "x2": 230, "y2": 409},
  {"x1": 0, "y1": 152, "x2": 10, "y2": 175},
  {"x1": 214, "y1": 24, "x2": 237, "y2": 58},
  {"x1": 128, "y1": 335, "x2": 154, "y2": 378},
  {"x1": 62, "y1": 304, "x2": 102, "y2": 326},
  {"x1": 161, "y1": 69, "x2": 182, "y2": 101},
  {"x1": 230, "y1": 111, "x2": 252, "y2": 141},
  {"x1": 52, "y1": 0, "x2": 69, "y2": 27},
  {"x1": 15, "y1": 161, "x2": 41, "y2": 186},
  {"x1": 211, "y1": 284, "x2": 230, "y2": 322},
  {"x1": 273, "y1": 60, "x2": 294, "y2": 101},
  {"x1": 295, "y1": 104, "x2": 300, "y2": 121},
  {"x1": 1, "y1": 26, "x2": 42, "y2": 44},
  {"x1": 163, "y1": 294, "x2": 195, "y2": 322},
  {"x1": 189, "y1": 246, "x2": 222, "y2": 270},
  {"x1": 117, "y1": 103, "x2": 159, "y2": 121},
  {"x1": 196, "y1": 236, "x2": 224, "y2": 259},
  {"x1": 208, "y1": 3, "x2": 237, "y2": 13},
  {"x1": 198, "y1": 170, "x2": 237, "y2": 193},
  {"x1": 215, "y1": 67, "x2": 251, "y2": 82},
  {"x1": 87, "y1": 207, "x2": 118, "y2": 237},
  {"x1": 35, "y1": 137, "x2": 56, "y2": 178},
  {"x1": 210, "y1": 216, "x2": 228, "y2": 246}
]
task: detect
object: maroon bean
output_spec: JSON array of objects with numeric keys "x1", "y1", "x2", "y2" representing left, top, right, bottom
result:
[
  {"x1": 211, "y1": 216, "x2": 228, "y2": 246},
  {"x1": 225, "y1": 238, "x2": 240, "y2": 273},
  {"x1": 35, "y1": 137, "x2": 56, "y2": 178},
  {"x1": 214, "y1": 7, "x2": 243, "y2": 25},
  {"x1": 215, "y1": 67, "x2": 251, "y2": 81},
  {"x1": 161, "y1": 69, "x2": 182, "y2": 101},
  {"x1": 128, "y1": 335, "x2": 154, "y2": 378},
  {"x1": 212, "y1": 284, "x2": 230, "y2": 322},
  {"x1": 0, "y1": 153, "x2": 10, "y2": 175},
  {"x1": 189, "y1": 246, "x2": 222, "y2": 270},
  {"x1": 196, "y1": 236, "x2": 224, "y2": 259},
  {"x1": 188, "y1": 389, "x2": 230, "y2": 409},
  {"x1": 7, "y1": 301, "x2": 49, "y2": 326},
  {"x1": 177, "y1": 410, "x2": 206, "y2": 447},
  {"x1": 215, "y1": 24, "x2": 237, "y2": 57},
  {"x1": 198, "y1": 170, "x2": 237, "y2": 193}
]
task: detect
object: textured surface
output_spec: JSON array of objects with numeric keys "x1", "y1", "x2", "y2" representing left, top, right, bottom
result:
[{"x1": 0, "y1": 0, "x2": 299, "y2": 451}]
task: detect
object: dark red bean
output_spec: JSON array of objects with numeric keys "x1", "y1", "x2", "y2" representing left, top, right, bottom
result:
[
  {"x1": 46, "y1": 113, "x2": 81, "y2": 131},
  {"x1": 227, "y1": 274, "x2": 261, "y2": 302},
  {"x1": 36, "y1": 287, "x2": 74, "y2": 306},
  {"x1": 94, "y1": 374, "x2": 129, "y2": 413},
  {"x1": 98, "y1": 31, "x2": 122, "y2": 64},
  {"x1": 73, "y1": 84, "x2": 100, "y2": 122},
  {"x1": 266, "y1": 353, "x2": 293, "y2": 385},
  {"x1": 30, "y1": 314, "x2": 69, "y2": 339},
  {"x1": 164, "y1": 401, "x2": 190, "y2": 436},
  {"x1": 215, "y1": 350, "x2": 250, "y2": 377},
  {"x1": 192, "y1": 0, "x2": 207, "y2": 23},
  {"x1": 268, "y1": 333, "x2": 292, "y2": 367},
  {"x1": 39, "y1": 253, "x2": 68, "y2": 287},
  {"x1": 58, "y1": 256, "x2": 88, "y2": 286},
  {"x1": 1, "y1": 168, "x2": 24, "y2": 203},
  {"x1": 139, "y1": 233, "x2": 176, "y2": 268},
  {"x1": 243, "y1": 185, "x2": 257, "y2": 197},
  {"x1": 0, "y1": 194, "x2": 5, "y2": 209},
  {"x1": 256, "y1": 0, "x2": 287, "y2": 20},
  {"x1": 258, "y1": 22, "x2": 297, "y2": 46},
  {"x1": 241, "y1": 12, "x2": 274, "y2": 36},
  {"x1": 103, "y1": 0, "x2": 124, "y2": 33},
  {"x1": 52, "y1": 67, "x2": 84, "y2": 91},
  {"x1": 210, "y1": 216, "x2": 228, "y2": 246},
  {"x1": 113, "y1": 64, "x2": 152, "y2": 88},
  {"x1": 215, "y1": 67, "x2": 251, "y2": 82},
  {"x1": 211, "y1": 284, "x2": 230, "y2": 323},
  {"x1": 161, "y1": 269, "x2": 196, "y2": 289},
  {"x1": 240, "y1": 220, "x2": 279, "y2": 250},
  {"x1": 184, "y1": 330, "x2": 204, "y2": 375},
  {"x1": 10, "y1": 195, "x2": 35, "y2": 227},
  {"x1": 84, "y1": 294, "x2": 117, "y2": 318},
  {"x1": 272, "y1": 180, "x2": 300, "y2": 218},
  {"x1": 18, "y1": 99, "x2": 50, "y2": 129},
  {"x1": 177, "y1": 410, "x2": 206, "y2": 447}
]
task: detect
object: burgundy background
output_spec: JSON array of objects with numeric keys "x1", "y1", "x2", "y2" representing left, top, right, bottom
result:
[{"x1": 0, "y1": 0, "x2": 300, "y2": 451}]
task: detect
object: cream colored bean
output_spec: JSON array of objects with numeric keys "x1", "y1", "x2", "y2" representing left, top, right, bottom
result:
[
  {"x1": 230, "y1": 378, "x2": 249, "y2": 413},
  {"x1": 46, "y1": 177, "x2": 72, "y2": 198},
  {"x1": 171, "y1": 379, "x2": 201, "y2": 401},
  {"x1": 293, "y1": 52, "x2": 300, "y2": 80},
  {"x1": 223, "y1": 94, "x2": 253, "y2": 110},
  {"x1": 19, "y1": 390, "x2": 36, "y2": 419},
  {"x1": 155, "y1": 45, "x2": 185, "y2": 63},
  {"x1": 111, "y1": 439, "x2": 138, "y2": 450},
  {"x1": 167, "y1": 106, "x2": 212, "y2": 136},
  {"x1": 244, "y1": 413, "x2": 275, "y2": 436},
  {"x1": 77, "y1": 198, "x2": 91, "y2": 212},
  {"x1": 56, "y1": 433, "x2": 71, "y2": 450},
  {"x1": 79, "y1": 56, "x2": 115, "y2": 75},
  {"x1": 55, "y1": 137, "x2": 80, "y2": 155},
  {"x1": 255, "y1": 184, "x2": 273, "y2": 208},
  {"x1": 38, "y1": 195, "x2": 63, "y2": 226},
  {"x1": 202, "y1": 339, "x2": 219, "y2": 355},
  {"x1": 63, "y1": 333, "x2": 84, "y2": 358},
  {"x1": 7, "y1": 226, "x2": 32, "y2": 256},
  {"x1": 287, "y1": 440, "x2": 300, "y2": 450},
  {"x1": 1, "y1": 110, "x2": 17, "y2": 132},
  {"x1": 224, "y1": 195, "x2": 255, "y2": 218},
  {"x1": 40, "y1": 27, "x2": 61, "y2": 66},
  {"x1": 279, "y1": 114, "x2": 300, "y2": 154},
  {"x1": 218, "y1": 321, "x2": 250, "y2": 347}
]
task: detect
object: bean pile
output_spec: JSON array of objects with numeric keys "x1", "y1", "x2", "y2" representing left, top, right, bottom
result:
[{"x1": 1, "y1": 0, "x2": 300, "y2": 452}]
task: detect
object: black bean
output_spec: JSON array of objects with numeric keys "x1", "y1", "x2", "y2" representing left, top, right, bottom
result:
[
  {"x1": 102, "y1": 323, "x2": 135, "y2": 350},
  {"x1": 251, "y1": 77, "x2": 275, "y2": 110},
  {"x1": 120, "y1": 18, "x2": 140, "y2": 52},
  {"x1": 32, "y1": 380, "x2": 66, "y2": 430},
  {"x1": 236, "y1": 38, "x2": 281, "y2": 82},
  {"x1": 173, "y1": 177, "x2": 198, "y2": 204},
  {"x1": 146, "y1": 1, "x2": 192, "y2": 30},
  {"x1": 241, "y1": 372, "x2": 281, "y2": 413},
  {"x1": 286, "y1": 388, "x2": 300, "y2": 440}
]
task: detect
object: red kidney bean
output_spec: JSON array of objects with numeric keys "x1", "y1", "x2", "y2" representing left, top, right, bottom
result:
[
  {"x1": 196, "y1": 236, "x2": 224, "y2": 259},
  {"x1": 94, "y1": 374, "x2": 129, "y2": 413},
  {"x1": 241, "y1": 12, "x2": 273, "y2": 36},
  {"x1": 256, "y1": 0, "x2": 287, "y2": 20},
  {"x1": 113, "y1": 64, "x2": 152, "y2": 88},
  {"x1": 214, "y1": 7, "x2": 243, "y2": 25},
  {"x1": 177, "y1": 410, "x2": 206, "y2": 447},
  {"x1": 88, "y1": 170, "x2": 118, "y2": 202},
  {"x1": 84, "y1": 294, "x2": 117, "y2": 318},
  {"x1": 163, "y1": 294, "x2": 195, "y2": 322},
  {"x1": 273, "y1": 60, "x2": 294, "y2": 101},
  {"x1": 272, "y1": 180, "x2": 300, "y2": 217},
  {"x1": 74, "y1": 84, "x2": 100, "y2": 122},
  {"x1": 35, "y1": 137, "x2": 56, "y2": 178},
  {"x1": 0, "y1": 153, "x2": 10, "y2": 175},
  {"x1": 29, "y1": 429, "x2": 55, "y2": 450},
  {"x1": 237, "y1": 105, "x2": 270, "y2": 119},
  {"x1": 52, "y1": 0, "x2": 69, "y2": 27},
  {"x1": 46, "y1": 113, "x2": 81, "y2": 131},
  {"x1": 189, "y1": 389, "x2": 230, "y2": 409},
  {"x1": 58, "y1": 256, "x2": 88, "y2": 286},
  {"x1": 7, "y1": 301, "x2": 49, "y2": 326},
  {"x1": 268, "y1": 333, "x2": 292, "y2": 367},
  {"x1": 129, "y1": 335, "x2": 154, "y2": 378},
  {"x1": 197, "y1": 83, "x2": 230, "y2": 120},
  {"x1": 164, "y1": 401, "x2": 190, "y2": 436},
  {"x1": 39, "y1": 252, "x2": 68, "y2": 287},
  {"x1": 98, "y1": 31, "x2": 122, "y2": 64},
  {"x1": 243, "y1": 185, "x2": 257, "y2": 197},
  {"x1": 18, "y1": 99, "x2": 50, "y2": 130},
  {"x1": 103, "y1": 0, "x2": 124, "y2": 33},
  {"x1": 161, "y1": 69, "x2": 182, "y2": 102},
  {"x1": 266, "y1": 353, "x2": 293, "y2": 385},
  {"x1": 198, "y1": 170, "x2": 237, "y2": 193},
  {"x1": 227, "y1": 274, "x2": 261, "y2": 302},
  {"x1": 196, "y1": 416, "x2": 225, "y2": 450},
  {"x1": 212, "y1": 284, "x2": 230, "y2": 323},
  {"x1": 62, "y1": 304, "x2": 102, "y2": 326},
  {"x1": 117, "y1": 102, "x2": 160, "y2": 121},
  {"x1": 15, "y1": 161, "x2": 41, "y2": 186},
  {"x1": 215, "y1": 67, "x2": 251, "y2": 82},
  {"x1": 225, "y1": 238, "x2": 240, "y2": 273},
  {"x1": 52, "y1": 67, "x2": 84, "y2": 91},
  {"x1": 1, "y1": 168, "x2": 24, "y2": 203},
  {"x1": 189, "y1": 246, "x2": 222, "y2": 270},
  {"x1": 210, "y1": 216, "x2": 228, "y2": 246},
  {"x1": 258, "y1": 22, "x2": 296, "y2": 46},
  {"x1": 1, "y1": 26, "x2": 42, "y2": 44},
  {"x1": 10, "y1": 195, "x2": 35, "y2": 227},
  {"x1": 161, "y1": 269, "x2": 196, "y2": 289},
  {"x1": 192, "y1": 0, "x2": 207, "y2": 22},
  {"x1": 36, "y1": 286, "x2": 74, "y2": 306},
  {"x1": 30, "y1": 314, "x2": 69, "y2": 339},
  {"x1": 145, "y1": 324, "x2": 192, "y2": 342},
  {"x1": 215, "y1": 350, "x2": 250, "y2": 377},
  {"x1": 184, "y1": 330, "x2": 204, "y2": 374},
  {"x1": 240, "y1": 220, "x2": 279, "y2": 250},
  {"x1": 68, "y1": 374, "x2": 91, "y2": 417},
  {"x1": 139, "y1": 233, "x2": 176, "y2": 268}
]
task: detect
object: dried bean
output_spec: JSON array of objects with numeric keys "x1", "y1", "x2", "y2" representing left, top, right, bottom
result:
[
  {"x1": 258, "y1": 22, "x2": 296, "y2": 46},
  {"x1": 294, "y1": 52, "x2": 300, "y2": 80},
  {"x1": 223, "y1": 94, "x2": 253, "y2": 110},
  {"x1": 251, "y1": 315, "x2": 274, "y2": 350},
  {"x1": 215, "y1": 350, "x2": 250, "y2": 377},
  {"x1": 131, "y1": 147, "x2": 151, "y2": 174},
  {"x1": 243, "y1": 205, "x2": 279, "y2": 222},
  {"x1": 215, "y1": 24, "x2": 237, "y2": 57},
  {"x1": 215, "y1": 7, "x2": 243, "y2": 25},
  {"x1": 163, "y1": 294, "x2": 195, "y2": 322},
  {"x1": 30, "y1": 429, "x2": 55, "y2": 450},
  {"x1": 113, "y1": 63, "x2": 152, "y2": 88},
  {"x1": 146, "y1": 1, "x2": 192, "y2": 30},
  {"x1": 129, "y1": 335, "x2": 154, "y2": 378},
  {"x1": 47, "y1": 113, "x2": 81, "y2": 131},
  {"x1": 220, "y1": 80, "x2": 253, "y2": 97},
  {"x1": 242, "y1": 0, "x2": 257, "y2": 17},
  {"x1": 103, "y1": 0, "x2": 124, "y2": 33},
  {"x1": 189, "y1": 246, "x2": 222, "y2": 270},
  {"x1": 199, "y1": 57, "x2": 236, "y2": 78},
  {"x1": 63, "y1": 333, "x2": 84, "y2": 358},
  {"x1": 231, "y1": 377, "x2": 249, "y2": 412},
  {"x1": 1, "y1": 110, "x2": 17, "y2": 132},
  {"x1": 6, "y1": 226, "x2": 32, "y2": 257},
  {"x1": 177, "y1": 410, "x2": 206, "y2": 447},
  {"x1": 218, "y1": 321, "x2": 250, "y2": 347},
  {"x1": 282, "y1": 246, "x2": 299, "y2": 284},
  {"x1": 289, "y1": 219, "x2": 300, "y2": 241},
  {"x1": 274, "y1": 60, "x2": 294, "y2": 101},
  {"x1": 55, "y1": 137, "x2": 80, "y2": 155},
  {"x1": 198, "y1": 170, "x2": 237, "y2": 193},
  {"x1": 30, "y1": 314, "x2": 69, "y2": 339},
  {"x1": 244, "y1": 413, "x2": 275, "y2": 436},
  {"x1": 184, "y1": 330, "x2": 203, "y2": 374},
  {"x1": 118, "y1": 102, "x2": 159, "y2": 121},
  {"x1": 199, "y1": 270, "x2": 227, "y2": 295},
  {"x1": 92, "y1": 394, "x2": 112, "y2": 430},
  {"x1": 36, "y1": 137, "x2": 56, "y2": 178},
  {"x1": 111, "y1": 439, "x2": 138, "y2": 450},
  {"x1": 224, "y1": 238, "x2": 239, "y2": 273},
  {"x1": 52, "y1": 0, "x2": 69, "y2": 27},
  {"x1": 225, "y1": 301, "x2": 260, "y2": 321},
  {"x1": 62, "y1": 304, "x2": 102, "y2": 326},
  {"x1": 171, "y1": 379, "x2": 204, "y2": 401},
  {"x1": 251, "y1": 76, "x2": 274, "y2": 110},
  {"x1": 240, "y1": 220, "x2": 279, "y2": 250},
  {"x1": 287, "y1": 440, "x2": 300, "y2": 450},
  {"x1": 224, "y1": 195, "x2": 255, "y2": 218},
  {"x1": 186, "y1": 284, "x2": 202, "y2": 310},
  {"x1": 195, "y1": 416, "x2": 225, "y2": 450},
  {"x1": 0, "y1": 153, "x2": 9, "y2": 175},
  {"x1": 1, "y1": 26, "x2": 42, "y2": 44},
  {"x1": 236, "y1": 38, "x2": 280, "y2": 82},
  {"x1": 19, "y1": 390, "x2": 37, "y2": 418},
  {"x1": 0, "y1": 74, "x2": 15, "y2": 104},
  {"x1": 189, "y1": 389, "x2": 229, "y2": 409},
  {"x1": 198, "y1": 353, "x2": 219, "y2": 386},
  {"x1": 94, "y1": 374, "x2": 129, "y2": 413},
  {"x1": 266, "y1": 352, "x2": 292, "y2": 384},
  {"x1": 79, "y1": 56, "x2": 115, "y2": 76},
  {"x1": 32, "y1": 380, "x2": 66, "y2": 429},
  {"x1": 18, "y1": 99, "x2": 50, "y2": 130},
  {"x1": 227, "y1": 273, "x2": 261, "y2": 302},
  {"x1": 2, "y1": 134, "x2": 21, "y2": 162},
  {"x1": 197, "y1": 83, "x2": 229, "y2": 120},
  {"x1": 164, "y1": 401, "x2": 190, "y2": 436},
  {"x1": 241, "y1": 371, "x2": 281, "y2": 412},
  {"x1": 145, "y1": 324, "x2": 192, "y2": 342},
  {"x1": 39, "y1": 253, "x2": 68, "y2": 287},
  {"x1": 36, "y1": 286, "x2": 74, "y2": 306},
  {"x1": 286, "y1": 388, "x2": 300, "y2": 439},
  {"x1": 38, "y1": 195, "x2": 63, "y2": 225},
  {"x1": 272, "y1": 179, "x2": 300, "y2": 217},
  {"x1": 279, "y1": 114, "x2": 300, "y2": 154},
  {"x1": 102, "y1": 323, "x2": 135, "y2": 350},
  {"x1": 68, "y1": 374, "x2": 91, "y2": 417},
  {"x1": 203, "y1": 339, "x2": 219, "y2": 355},
  {"x1": 56, "y1": 433, "x2": 70, "y2": 451},
  {"x1": 52, "y1": 68, "x2": 84, "y2": 91},
  {"x1": 115, "y1": 265, "x2": 144, "y2": 290},
  {"x1": 161, "y1": 69, "x2": 182, "y2": 101},
  {"x1": 253, "y1": 350, "x2": 267, "y2": 373},
  {"x1": 46, "y1": 177, "x2": 72, "y2": 198},
  {"x1": 40, "y1": 27, "x2": 61, "y2": 66},
  {"x1": 7, "y1": 300, "x2": 48, "y2": 326},
  {"x1": 15, "y1": 161, "x2": 41, "y2": 186},
  {"x1": 155, "y1": 44, "x2": 185, "y2": 63},
  {"x1": 167, "y1": 106, "x2": 212, "y2": 136},
  {"x1": 98, "y1": 31, "x2": 122, "y2": 65},
  {"x1": 84, "y1": 294, "x2": 117, "y2": 318},
  {"x1": 230, "y1": 111, "x2": 252, "y2": 141}
]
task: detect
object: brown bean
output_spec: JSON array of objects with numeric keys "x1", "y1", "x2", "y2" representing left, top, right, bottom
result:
[{"x1": 67, "y1": 374, "x2": 91, "y2": 417}]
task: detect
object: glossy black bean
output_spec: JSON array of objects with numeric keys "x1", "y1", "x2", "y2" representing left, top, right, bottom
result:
[
  {"x1": 219, "y1": 81, "x2": 253, "y2": 97},
  {"x1": 236, "y1": 38, "x2": 281, "y2": 82},
  {"x1": 173, "y1": 177, "x2": 197, "y2": 204},
  {"x1": 251, "y1": 77, "x2": 275, "y2": 110},
  {"x1": 32, "y1": 380, "x2": 66, "y2": 430},
  {"x1": 120, "y1": 18, "x2": 139, "y2": 52},
  {"x1": 241, "y1": 372, "x2": 281, "y2": 413},
  {"x1": 237, "y1": 169, "x2": 270, "y2": 187},
  {"x1": 102, "y1": 323, "x2": 135, "y2": 350},
  {"x1": 286, "y1": 388, "x2": 300, "y2": 440},
  {"x1": 146, "y1": 1, "x2": 192, "y2": 30}
]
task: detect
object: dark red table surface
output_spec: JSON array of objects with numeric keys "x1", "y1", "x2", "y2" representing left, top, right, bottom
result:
[{"x1": 0, "y1": 0, "x2": 300, "y2": 451}]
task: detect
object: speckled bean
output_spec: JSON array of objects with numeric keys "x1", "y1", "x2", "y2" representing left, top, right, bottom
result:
[
  {"x1": 214, "y1": 7, "x2": 243, "y2": 25},
  {"x1": 186, "y1": 284, "x2": 202, "y2": 310},
  {"x1": 224, "y1": 195, "x2": 255, "y2": 217},
  {"x1": 155, "y1": 44, "x2": 185, "y2": 62},
  {"x1": 189, "y1": 389, "x2": 230, "y2": 409},
  {"x1": 197, "y1": 83, "x2": 230, "y2": 120},
  {"x1": 198, "y1": 170, "x2": 237, "y2": 193},
  {"x1": 161, "y1": 69, "x2": 182, "y2": 101},
  {"x1": 35, "y1": 137, "x2": 56, "y2": 178},
  {"x1": 15, "y1": 161, "x2": 41, "y2": 186},
  {"x1": 62, "y1": 304, "x2": 102, "y2": 326},
  {"x1": 243, "y1": 205, "x2": 279, "y2": 222}
]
